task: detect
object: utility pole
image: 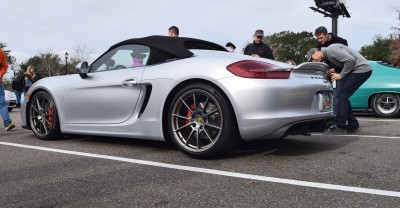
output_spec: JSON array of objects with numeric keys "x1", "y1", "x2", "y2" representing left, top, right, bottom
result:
[{"x1": 310, "y1": 0, "x2": 351, "y2": 35}]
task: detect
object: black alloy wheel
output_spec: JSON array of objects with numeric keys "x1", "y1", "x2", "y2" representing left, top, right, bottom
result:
[
  {"x1": 167, "y1": 83, "x2": 238, "y2": 158},
  {"x1": 29, "y1": 91, "x2": 61, "y2": 140}
]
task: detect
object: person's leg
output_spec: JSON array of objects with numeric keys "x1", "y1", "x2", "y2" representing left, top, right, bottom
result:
[
  {"x1": 346, "y1": 103, "x2": 359, "y2": 130},
  {"x1": 0, "y1": 83, "x2": 12, "y2": 126},
  {"x1": 331, "y1": 80, "x2": 341, "y2": 128},
  {"x1": 336, "y1": 71, "x2": 372, "y2": 129},
  {"x1": 15, "y1": 91, "x2": 21, "y2": 108}
]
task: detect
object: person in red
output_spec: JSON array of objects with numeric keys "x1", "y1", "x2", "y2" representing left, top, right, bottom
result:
[{"x1": 0, "y1": 48, "x2": 15, "y2": 131}]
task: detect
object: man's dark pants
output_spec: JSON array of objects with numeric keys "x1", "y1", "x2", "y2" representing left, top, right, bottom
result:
[
  {"x1": 336, "y1": 71, "x2": 372, "y2": 129},
  {"x1": 15, "y1": 91, "x2": 22, "y2": 108}
]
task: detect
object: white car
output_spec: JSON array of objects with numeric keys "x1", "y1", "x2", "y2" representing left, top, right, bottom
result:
[{"x1": 5, "y1": 90, "x2": 17, "y2": 112}]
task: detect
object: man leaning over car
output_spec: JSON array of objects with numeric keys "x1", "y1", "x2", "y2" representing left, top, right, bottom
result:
[{"x1": 308, "y1": 44, "x2": 372, "y2": 134}]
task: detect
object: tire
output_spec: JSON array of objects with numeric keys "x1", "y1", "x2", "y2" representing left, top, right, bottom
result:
[
  {"x1": 8, "y1": 108, "x2": 13, "y2": 112},
  {"x1": 370, "y1": 93, "x2": 400, "y2": 118},
  {"x1": 167, "y1": 83, "x2": 238, "y2": 159},
  {"x1": 29, "y1": 91, "x2": 62, "y2": 140}
]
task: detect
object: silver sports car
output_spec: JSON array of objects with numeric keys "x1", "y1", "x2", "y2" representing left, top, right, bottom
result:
[{"x1": 22, "y1": 36, "x2": 333, "y2": 158}]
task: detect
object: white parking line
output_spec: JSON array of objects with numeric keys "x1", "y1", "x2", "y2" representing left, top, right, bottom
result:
[
  {"x1": 357, "y1": 118, "x2": 400, "y2": 122},
  {"x1": 1, "y1": 141, "x2": 400, "y2": 198},
  {"x1": 313, "y1": 133, "x2": 400, "y2": 140}
]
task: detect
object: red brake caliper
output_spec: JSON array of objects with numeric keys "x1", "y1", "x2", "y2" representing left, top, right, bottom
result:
[
  {"x1": 47, "y1": 107, "x2": 53, "y2": 128},
  {"x1": 185, "y1": 104, "x2": 195, "y2": 125}
]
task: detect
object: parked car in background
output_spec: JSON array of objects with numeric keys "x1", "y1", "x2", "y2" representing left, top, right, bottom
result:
[
  {"x1": 5, "y1": 90, "x2": 17, "y2": 112},
  {"x1": 350, "y1": 61, "x2": 400, "y2": 118},
  {"x1": 21, "y1": 36, "x2": 333, "y2": 158}
]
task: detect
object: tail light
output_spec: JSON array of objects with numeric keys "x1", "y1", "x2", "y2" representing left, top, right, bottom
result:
[{"x1": 227, "y1": 60, "x2": 293, "y2": 79}]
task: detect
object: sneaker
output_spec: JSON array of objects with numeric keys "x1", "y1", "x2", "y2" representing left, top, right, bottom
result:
[
  {"x1": 5, "y1": 122, "x2": 15, "y2": 131},
  {"x1": 324, "y1": 127, "x2": 347, "y2": 135}
]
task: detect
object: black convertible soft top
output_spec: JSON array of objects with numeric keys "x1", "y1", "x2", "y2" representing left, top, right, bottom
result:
[{"x1": 109, "y1": 35, "x2": 227, "y2": 59}]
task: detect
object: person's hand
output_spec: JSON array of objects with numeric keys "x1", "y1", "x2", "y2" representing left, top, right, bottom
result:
[
  {"x1": 251, "y1": 54, "x2": 260, "y2": 58},
  {"x1": 327, "y1": 68, "x2": 335, "y2": 76},
  {"x1": 331, "y1": 73, "x2": 342, "y2": 81}
]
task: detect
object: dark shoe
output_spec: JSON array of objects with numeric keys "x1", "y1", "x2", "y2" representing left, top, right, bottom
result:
[
  {"x1": 346, "y1": 126, "x2": 359, "y2": 132},
  {"x1": 324, "y1": 127, "x2": 347, "y2": 135},
  {"x1": 5, "y1": 122, "x2": 15, "y2": 131}
]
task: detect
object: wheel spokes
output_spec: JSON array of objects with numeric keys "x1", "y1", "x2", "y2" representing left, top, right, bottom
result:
[
  {"x1": 30, "y1": 94, "x2": 54, "y2": 136},
  {"x1": 180, "y1": 97, "x2": 193, "y2": 113},
  {"x1": 204, "y1": 108, "x2": 220, "y2": 118},
  {"x1": 171, "y1": 89, "x2": 223, "y2": 152},
  {"x1": 205, "y1": 123, "x2": 222, "y2": 130}
]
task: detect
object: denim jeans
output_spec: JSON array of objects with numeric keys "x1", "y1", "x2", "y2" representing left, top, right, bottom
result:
[
  {"x1": 336, "y1": 71, "x2": 372, "y2": 129},
  {"x1": 0, "y1": 83, "x2": 12, "y2": 126},
  {"x1": 15, "y1": 91, "x2": 22, "y2": 108}
]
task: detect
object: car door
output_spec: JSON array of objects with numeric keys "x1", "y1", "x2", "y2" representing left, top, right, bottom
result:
[{"x1": 63, "y1": 44, "x2": 150, "y2": 124}]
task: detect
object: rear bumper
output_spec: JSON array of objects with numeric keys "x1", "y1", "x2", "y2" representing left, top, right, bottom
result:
[
  {"x1": 278, "y1": 116, "x2": 333, "y2": 137},
  {"x1": 241, "y1": 114, "x2": 333, "y2": 141}
]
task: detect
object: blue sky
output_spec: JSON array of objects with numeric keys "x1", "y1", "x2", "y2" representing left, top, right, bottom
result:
[{"x1": 2, "y1": 0, "x2": 399, "y2": 67}]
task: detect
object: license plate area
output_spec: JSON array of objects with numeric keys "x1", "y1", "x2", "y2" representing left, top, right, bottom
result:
[{"x1": 318, "y1": 92, "x2": 333, "y2": 112}]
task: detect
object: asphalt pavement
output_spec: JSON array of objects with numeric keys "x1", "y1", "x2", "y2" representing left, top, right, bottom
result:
[{"x1": 1, "y1": 109, "x2": 400, "y2": 207}]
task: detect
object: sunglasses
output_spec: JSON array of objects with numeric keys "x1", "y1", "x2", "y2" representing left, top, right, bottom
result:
[{"x1": 256, "y1": 36, "x2": 263, "y2": 39}]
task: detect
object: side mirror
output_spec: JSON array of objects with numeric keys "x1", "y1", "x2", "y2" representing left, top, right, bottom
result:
[{"x1": 76, "y1": 61, "x2": 89, "y2": 79}]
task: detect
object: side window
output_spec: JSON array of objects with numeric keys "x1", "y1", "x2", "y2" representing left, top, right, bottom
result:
[{"x1": 90, "y1": 44, "x2": 150, "y2": 72}]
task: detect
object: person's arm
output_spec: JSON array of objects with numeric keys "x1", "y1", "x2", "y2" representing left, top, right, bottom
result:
[
  {"x1": 243, "y1": 45, "x2": 250, "y2": 55},
  {"x1": 262, "y1": 46, "x2": 274, "y2": 59},
  {"x1": 335, "y1": 36, "x2": 348, "y2": 46},
  {"x1": 329, "y1": 47, "x2": 355, "y2": 78},
  {"x1": 340, "y1": 37, "x2": 348, "y2": 46},
  {"x1": 0, "y1": 50, "x2": 8, "y2": 80},
  {"x1": 266, "y1": 47, "x2": 274, "y2": 60}
]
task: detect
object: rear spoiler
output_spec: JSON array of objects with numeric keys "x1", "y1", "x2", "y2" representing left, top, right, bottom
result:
[{"x1": 293, "y1": 62, "x2": 329, "y2": 76}]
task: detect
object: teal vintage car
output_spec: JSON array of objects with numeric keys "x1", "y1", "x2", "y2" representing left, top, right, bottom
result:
[{"x1": 350, "y1": 61, "x2": 400, "y2": 118}]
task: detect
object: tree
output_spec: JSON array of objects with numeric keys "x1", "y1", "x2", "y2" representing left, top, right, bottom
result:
[
  {"x1": 359, "y1": 35, "x2": 393, "y2": 62},
  {"x1": 264, "y1": 31, "x2": 318, "y2": 64},
  {"x1": 39, "y1": 52, "x2": 63, "y2": 77},
  {"x1": 0, "y1": 42, "x2": 19, "y2": 77},
  {"x1": 390, "y1": 7, "x2": 400, "y2": 65},
  {"x1": 70, "y1": 42, "x2": 94, "y2": 65},
  {"x1": 20, "y1": 52, "x2": 63, "y2": 78}
]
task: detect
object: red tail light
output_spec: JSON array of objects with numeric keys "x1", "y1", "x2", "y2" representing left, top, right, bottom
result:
[{"x1": 227, "y1": 60, "x2": 293, "y2": 79}]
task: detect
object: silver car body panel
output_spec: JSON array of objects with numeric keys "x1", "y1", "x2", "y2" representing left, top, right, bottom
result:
[{"x1": 21, "y1": 49, "x2": 332, "y2": 141}]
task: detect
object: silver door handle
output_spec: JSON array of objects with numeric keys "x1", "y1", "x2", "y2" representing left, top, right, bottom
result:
[{"x1": 122, "y1": 78, "x2": 137, "y2": 87}]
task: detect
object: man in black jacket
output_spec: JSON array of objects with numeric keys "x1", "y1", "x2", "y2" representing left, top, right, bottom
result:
[
  {"x1": 315, "y1": 26, "x2": 348, "y2": 49},
  {"x1": 244, "y1": 29, "x2": 274, "y2": 59}
]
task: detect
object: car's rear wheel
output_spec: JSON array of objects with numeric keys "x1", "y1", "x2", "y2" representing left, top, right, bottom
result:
[
  {"x1": 167, "y1": 83, "x2": 238, "y2": 158},
  {"x1": 370, "y1": 93, "x2": 400, "y2": 118},
  {"x1": 29, "y1": 91, "x2": 61, "y2": 140}
]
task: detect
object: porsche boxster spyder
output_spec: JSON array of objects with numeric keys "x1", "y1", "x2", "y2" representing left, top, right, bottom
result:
[{"x1": 22, "y1": 36, "x2": 333, "y2": 158}]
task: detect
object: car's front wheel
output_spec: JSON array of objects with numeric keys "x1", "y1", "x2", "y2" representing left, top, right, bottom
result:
[
  {"x1": 167, "y1": 83, "x2": 238, "y2": 158},
  {"x1": 370, "y1": 93, "x2": 400, "y2": 118},
  {"x1": 29, "y1": 91, "x2": 61, "y2": 140}
]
